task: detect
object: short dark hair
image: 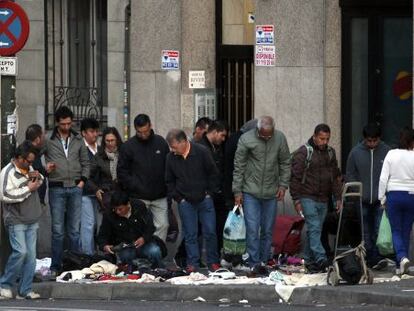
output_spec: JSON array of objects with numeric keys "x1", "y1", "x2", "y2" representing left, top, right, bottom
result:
[
  {"x1": 101, "y1": 127, "x2": 123, "y2": 150},
  {"x1": 25, "y1": 124, "x2": 43, "y2": 142},
  {"x1": 166, "y1": 129, "x2": 188, "y2": 144},
  {"x1": 363, "y1": 123, "x2": 382, "y2": 138},
  {"x1": 54, "y1": 106, "x2": 74, "y2": 123},
  {"x1": 111, "y1": 190, "x2": 130, "y2": 208},
  {"x1": 314, "y1": 123, "x2": 331, "y2": 135},
  {"x1": 399, "y1": 127, "x2": 414, "y2": 150},
  {"x1": 207, "y1": 120, "x2": 228, "y2": 134},
  {"x1": 14, "y1": 141, "x2": 38, "y2": 159},
  {"x1": 80, "y1": 118, "x2": 100, "y2": 132},
  {"x1": 195, "y1": 117, "x2": 212, "y2": 130},
  {"x1": 134, "y1": 114, "x2": 151, "y2": 128}
]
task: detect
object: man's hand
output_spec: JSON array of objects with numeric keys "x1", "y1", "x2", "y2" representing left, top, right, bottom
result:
[
  {"x1": 276, "y1": 187, "x2": 286, "y2": 201},
  {"x1": 335, "y1": 200, "x2": 343, "y2": 212},
  {"x1": 96, "y1": 189, "x2": 104, "y2": 202},
  {"x1": 103, "y1": 245, "x2": 114, "y2": 254},
  {"x1": 28, "y1": 180, "x2": 41, "y2": 192},
  {"x1": 77, "y1": 181, "x2": 85, "y2": 189},
  {"x1": 294, "y1": 201, "x2": 303, "y2": 215},
  {"x1": 46, "y1": 162, "x2": 56, "y2": 173},
  {"x1": 28, "y1": 170, "x2": 40, "y2": 180},
  {"x1": 234, "y1": 194, "x2": 243, "y2": 206},
  {"x1": 134, "y1": 237, "x2": 145, "y2": 248}
]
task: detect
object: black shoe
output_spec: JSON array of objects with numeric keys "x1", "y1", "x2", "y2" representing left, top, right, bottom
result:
[{"x1": 173, "y1": 256, "x2": 187, "y2": 269}]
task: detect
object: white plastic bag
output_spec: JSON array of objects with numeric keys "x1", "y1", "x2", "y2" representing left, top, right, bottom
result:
[{"x1": 223, "y1": 205, "x2": 246, "y2": 255}]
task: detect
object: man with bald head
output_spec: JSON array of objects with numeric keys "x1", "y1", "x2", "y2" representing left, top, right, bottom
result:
[{"x1": 232, "y1": 116, "x2": 291, "y2": 273}]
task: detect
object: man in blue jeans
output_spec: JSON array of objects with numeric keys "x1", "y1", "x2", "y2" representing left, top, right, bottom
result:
[
  {"x1": 45, "y1": 106, "x2": 90, "y2": 275},
  {"x1": 233, "y1": 116, "x2": 291, "y2": 274},
  {"x1": 290, "y1": 124, "x2": 342, "y2": 273},
  {"x1": 0, "y1": 142, "x2": 44, "y2": 299},
  {"x1": 165, "y1": 129, "x2": 221, "y2": 273},
  {"x1": 346, "y1": 123, "x2": 390, "y2": 269}
]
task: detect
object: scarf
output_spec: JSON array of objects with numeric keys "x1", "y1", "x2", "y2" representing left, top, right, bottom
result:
[{"x1": 105, "y1": 150, "x2": 118, "y2": 181}]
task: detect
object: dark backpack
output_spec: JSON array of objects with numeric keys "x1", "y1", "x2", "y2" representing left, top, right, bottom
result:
[{"x1": 272, "y1": 215, "x2": 305, "y2": 255}]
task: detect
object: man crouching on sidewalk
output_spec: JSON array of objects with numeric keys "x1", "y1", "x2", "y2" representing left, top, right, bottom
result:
[
  {"x1": 97, "y1": 191, "x2": 167, "y2": 269},
  {"x1": 0, "y1": 142, "x2": 44, "y2": 300}
]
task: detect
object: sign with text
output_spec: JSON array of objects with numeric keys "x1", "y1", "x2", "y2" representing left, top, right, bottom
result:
[
  {"x1": 255, "y1": 25, "x2": 274, "y2": 45},
  {"x1": 255, "y1": 45, "x2": 275, "y2": 67},
  {"x1": 0, "y1": 1, "x2": 30, "y2": 56},
  {"x1": 161, "y1": 50, "x2": 180, "y2": 70},
  {"x1": 189, "y1": 70, "x2": 205, "y2": 89},
  {"x1": 0, "y1": 57, "x2": 17, "y2": 75}
]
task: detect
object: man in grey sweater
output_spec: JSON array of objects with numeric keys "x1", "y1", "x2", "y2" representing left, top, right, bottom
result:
[
  {"x1": 44, "y1": 106, "x2": 90, "y2": 274},
  {"x1": 346, "y1": 123, "x2": 390, "y2": 269}
]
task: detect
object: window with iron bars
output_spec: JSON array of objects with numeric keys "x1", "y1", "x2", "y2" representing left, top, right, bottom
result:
[{"x1": 44, "y1": 0, "x2": 107, "y2": 130}]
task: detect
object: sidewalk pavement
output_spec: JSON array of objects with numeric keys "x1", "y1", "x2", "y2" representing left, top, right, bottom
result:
[{"x1": 31, "y1": 271, "x2": 414, "y2": 307}]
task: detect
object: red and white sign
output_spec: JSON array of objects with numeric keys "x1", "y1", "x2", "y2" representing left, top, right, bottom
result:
[
  {"x1": 161, "y1": 50, "x2": 180, "y2": 70},
  {"x1": 255, "y1": 45, "x2": 275, "y2": 67},
  {"x1": 256, "y1": 25, "x2": 274, "y2": 45},
  {"x1": 0, "y1": 1, "x2": 30, "y2": 56}
]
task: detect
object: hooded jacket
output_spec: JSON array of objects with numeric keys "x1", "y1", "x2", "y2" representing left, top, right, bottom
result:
[
  {"x1": 232, "y1": 128, "x2": 291, "y2": 199},
  {"x1": 290, "y1": 138, "x2": 342, "y2": 202},
  {"x1": 117, "y1": 130, "x2": 170, "y2": 200},
  {"x1": 346, "y1": 141, "x2": 390, "y2": 204},
  {"x1": 0, "y1": 161, "x2": 45, "y2": 226}
]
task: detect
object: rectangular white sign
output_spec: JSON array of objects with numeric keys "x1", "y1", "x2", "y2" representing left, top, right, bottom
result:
[
  {"x1": 189, "y1": 70, "x2": 205, "y2": 89},
  {"x1": 161, "y1": 50, "x2": 180, "y2": 70},
  {"x1": 256, "y1": 25, "x2": 274, "y2": 45},
  {"x1": 255, "y1": 45, "x2": 275, "y2": 66},
  {"x1": 0, "y1": 57, "x2": 17, "y2": 76}
]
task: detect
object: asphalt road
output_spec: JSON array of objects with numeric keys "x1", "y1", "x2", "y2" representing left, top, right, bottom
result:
[{"x1": 0, "y1": 300, "x2": 412, "y2": 311}]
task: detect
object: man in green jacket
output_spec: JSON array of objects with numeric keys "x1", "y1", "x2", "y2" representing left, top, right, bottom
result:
[{"x1": 233, "y1": 116, "x2": 291, "y2": 272}]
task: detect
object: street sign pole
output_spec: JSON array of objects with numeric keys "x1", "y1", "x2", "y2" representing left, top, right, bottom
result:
[{"x1": 0, "y1": 0, "x2": 30, "y2": 273}]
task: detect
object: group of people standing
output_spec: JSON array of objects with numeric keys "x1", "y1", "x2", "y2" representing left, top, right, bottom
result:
[{"x1": 0, "y1": 104, "x2": 414, "y2": 300}]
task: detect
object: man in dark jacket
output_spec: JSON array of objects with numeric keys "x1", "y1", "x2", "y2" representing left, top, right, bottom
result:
[
  {"x1": 198, "y1": 120, "x2": 228, "y2": 254},
  {"x1": 165, "y1": 129, "x2": 220, "y2": 273},
  {"x1": 346, "y1": 123, "x2": 390, "y2": 268},
  {"x1": 290, "y1": 124, "x2": 342, "y2": 273},
  {"x1": 45, "y1": 106, "x2": 90, "y2": 274},
  {"x1": 117, "y1": 114, "x2": 170, "y2": 242},
  {"x1": 97, "y1": 191, "x2": 165, "y2": 268}
]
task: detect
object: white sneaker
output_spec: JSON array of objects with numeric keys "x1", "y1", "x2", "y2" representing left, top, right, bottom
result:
[
  {"x1": 0, "y1": 287, "x2": 13, "y2": 299},
  {"x1": 16, "y1": 291, "x2": 40, "y2": 300},
  {"x1": 400, "y1": 257, "x2": 410, "y2": 275}
]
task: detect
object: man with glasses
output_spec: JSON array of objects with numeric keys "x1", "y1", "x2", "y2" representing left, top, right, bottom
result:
[
  {"x1": 0, "y1": 142, "x2": 44, "y2": 299},
  {"x1": 45, "y1": 106, "x2": 90, "y2": 276},
  {"x1": 118, "y1": 114, "x2": 170, "y2": 242},
  {"x1": 233, "y1": 116, "x2": 291, "y2": 274}
]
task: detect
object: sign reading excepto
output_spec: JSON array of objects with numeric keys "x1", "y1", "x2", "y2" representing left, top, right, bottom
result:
[
  {"x1": 0, "y1": 57, "x2": 17, "y2": 75},
  {"x1": 189, "y1": 70, "x2": 205, "y2": 89},
  {"x1": 256, "y1": 25, "x2": 274, "y2": 45},
  {"x1": 0, "y1": 1, "x2": 30, "y2": 56},
  {"x1": 255, "y1": 45, "x2": 275, "y2": 67},
  {"x1": 161, "y1": 50, "x2": 180, "y2": 70}
]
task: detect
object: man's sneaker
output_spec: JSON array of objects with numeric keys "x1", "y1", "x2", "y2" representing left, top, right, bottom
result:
[
  {"x1": 400, "y1": 257, "x2": 410, "y2": 275},
  {"x1": 173, "y1": 256, "x2": 187, "y2": 269},
  {"x1": 250, "y1": 263, "x2": 268, "y2": 276},
  {"x1": 185, "y1": 265, "x2": 198, "y2": 274},
  {"x1": 208, "y1": 263, "x2": 221, "y2": 273},
  {"x1": 16, "y1": 291, "x2": 40, "y2": 300},
  {"x1": 372, "y1": 259, "x2": 388, "y2": 271},
  {"x1": 265, "y1": 258, "x2": 277, "y2": 268},
  {"x1": 233, "y1": 262, "x2": 251, "y2": 272},
  {"x1": 0, "y1": 287, "x2": 12, "y2": 299}
]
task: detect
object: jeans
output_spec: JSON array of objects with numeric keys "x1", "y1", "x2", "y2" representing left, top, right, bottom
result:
[
  {"x1": 80, "y1": 196, "x2": 100, "y2": 255},
  {"x1": 301, "y1": 198, "x2": 327, "y2": 264},
  {"x1": 141, "y1": 198, "x2": 168, "y2": 242},
  {"x1": 0, "y1": 223, "x2": 38, "y2": 296},
  {"x1": 49, "y1": 186, "x2": 82, "y2": 271},
  {"x1": 117, "y1": 242, "x2": 163, "y2": 268},
  {"x1": 178, "y1": 197, "x2": 219, "y2": 267},
  {"x1": 386, "y1": 191, "x2": 414, "y2": 262},
  {"x1": 362, "y1": 203, "x2": 383, "y2": 266},
  {"x1": 243, "y1": 193, "x2": 277, "y2": 267}
]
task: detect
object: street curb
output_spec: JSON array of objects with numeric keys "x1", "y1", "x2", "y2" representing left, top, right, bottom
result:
[
  {"x1": 33, "y1": 283, "x2": 280, "y2": 303},
  {"x1": 290, "y1": 280, "x2": 414, "y2": 308}
]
